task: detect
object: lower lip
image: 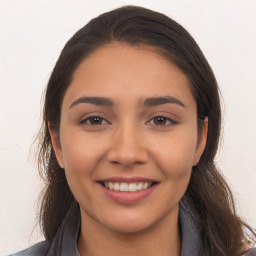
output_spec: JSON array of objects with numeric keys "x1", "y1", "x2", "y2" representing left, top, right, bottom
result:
[{"x1": 98, "y1": 183, "x2": 159, "y2": 203}]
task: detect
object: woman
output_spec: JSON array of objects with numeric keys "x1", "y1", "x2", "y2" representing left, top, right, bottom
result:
[{"x1": 11, "y1": 5, "x2": 255, "y2": 256}]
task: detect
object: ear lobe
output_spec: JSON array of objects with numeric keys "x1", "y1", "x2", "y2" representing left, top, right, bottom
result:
[
  {"x1": 48, "y1": 122, "x2": 65, "y2": 168},
  {"x1": 193, "y1": 117, "x2": 208, "y2": 166}
]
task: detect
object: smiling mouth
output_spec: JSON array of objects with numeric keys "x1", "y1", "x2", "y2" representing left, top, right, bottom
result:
[{"x1": 99, "y1": 181, "x2": 158, "y2": 192}]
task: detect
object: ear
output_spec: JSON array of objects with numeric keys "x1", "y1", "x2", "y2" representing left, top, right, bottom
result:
[
  {"x1": 48, "y1": 122, "x2": 65, "y2": 168},
  {"x1": 193, "y1": 117, "x2": 208, "y2": 166}
]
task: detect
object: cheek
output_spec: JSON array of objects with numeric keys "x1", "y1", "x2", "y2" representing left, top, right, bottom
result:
[
  {"x1": 60, "y1": 130, "x2": 107, "y2": 172},
  {"x1": 150, "y1": 130, "x2": 197, "y2": 178},
  {"x1": 59, "y1": 130, "x2": 108, "y2": 199},
  {"x1": 149, "y1": 131, "x2": 197, "y2": 207},
  {"x1": 59, "y1": 133, "x2": 106, "y2": 207}
]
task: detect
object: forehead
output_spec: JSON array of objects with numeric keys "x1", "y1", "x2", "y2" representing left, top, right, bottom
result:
[{"x1": 62, "y1": 43, "x2": 195, "y2": 109}]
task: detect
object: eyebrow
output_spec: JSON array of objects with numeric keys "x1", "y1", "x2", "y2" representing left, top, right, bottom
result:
[
  {"x1": 143, "y1": 96, "x2": 186, "y2": 107},
  {"x1": 69, "y1": 96, "x2": 186, "y2": 109},
  {"x1": 69, "y1": 97, "x2": 114, "y2": 109}
]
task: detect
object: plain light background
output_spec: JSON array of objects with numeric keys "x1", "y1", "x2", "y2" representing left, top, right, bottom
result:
[{"x1": 0, "y1": 0, "x2": 255, "y2": 254}]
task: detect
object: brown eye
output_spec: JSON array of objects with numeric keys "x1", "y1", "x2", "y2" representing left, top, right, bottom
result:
[
  {"x1": 153, "y1": 116, "x2": 167, "y2": 125},
  {"x1": 89, "y1": 116, "x2": 103, "y2": 125},
  {"x1": 147, "y1": 116, "x2": 177, "y2": 126},
  {"x1": 80, "y1": 116, "x2": 107, "y2": 125}
]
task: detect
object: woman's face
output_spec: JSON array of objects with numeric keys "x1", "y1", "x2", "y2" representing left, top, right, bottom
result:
[{"x1": 50, "y1": 43, "x2": 207, "y2": 233}]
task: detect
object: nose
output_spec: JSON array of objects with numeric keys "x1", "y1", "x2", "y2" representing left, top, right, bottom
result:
[{"x1": 107, "y1": 123, "x2": 149, "y2": 167}]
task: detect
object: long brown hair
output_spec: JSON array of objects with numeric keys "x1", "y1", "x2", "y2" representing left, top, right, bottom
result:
[{"x1": 37, "y1": 5, "x2": 255, "y2": 255}]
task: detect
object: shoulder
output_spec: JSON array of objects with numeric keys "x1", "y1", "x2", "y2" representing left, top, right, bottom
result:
[
  {"x1": 8, "y1": 241, "x2": 51, "y2": 256},
  {"x1": 241, "y1": 247, "x2": 256, "y2": 256}
]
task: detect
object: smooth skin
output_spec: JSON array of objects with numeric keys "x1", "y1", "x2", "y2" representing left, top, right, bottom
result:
[{"x1": 49, "y1": 43, "x2": 208, "y2": 256}]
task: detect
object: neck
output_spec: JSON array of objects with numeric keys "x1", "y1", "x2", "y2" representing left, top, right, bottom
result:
[{"x1": 78, "y1": 206, "x2": 181, "y2": 256}]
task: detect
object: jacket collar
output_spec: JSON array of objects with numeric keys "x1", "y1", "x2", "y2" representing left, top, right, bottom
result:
[
  {"x1": 47, "y1": 202, "x2": 203, "y2": 256},
  {"x1": 179, "y1": 202, "x2": 203, "y2": 256}
]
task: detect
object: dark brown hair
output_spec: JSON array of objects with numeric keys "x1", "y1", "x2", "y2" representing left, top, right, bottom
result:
[{"x1": 37, "y1": 5, "x2": 255, "y2": 255}]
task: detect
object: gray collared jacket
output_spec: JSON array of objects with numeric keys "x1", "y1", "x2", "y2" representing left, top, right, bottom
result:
[{"x1": 10, "y1": 204, "x2": 256, "y2": 256}]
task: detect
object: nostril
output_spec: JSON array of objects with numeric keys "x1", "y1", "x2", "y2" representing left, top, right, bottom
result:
[
  {"x1": 111, "y1": 160, "x2": 121, "y2": 165},
  {"x1": 107, "y1": 142, "x2": 149, "y2": 166},
  {"x1": 108, "y1": 153, "x2": 148, "y2": 167}
]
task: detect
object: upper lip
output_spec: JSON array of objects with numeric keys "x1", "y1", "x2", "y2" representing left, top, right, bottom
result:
[{"x1": 97, "y1": 176, "x2": 159, "y2": 183}]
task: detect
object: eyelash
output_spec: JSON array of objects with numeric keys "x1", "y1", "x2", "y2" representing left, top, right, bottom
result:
[
  {"x1": 146, "y1": 116, "x2": 178, "y2": 126},
  {"x1": 79, "y1": 116, "x2": 109, "y2": 126},
  {"x1": 79, "y1": 115, "x2": 178, "y2": 126}
]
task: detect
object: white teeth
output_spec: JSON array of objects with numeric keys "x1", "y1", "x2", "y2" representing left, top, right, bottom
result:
[
  {"x1": 114, "y1": 182, "x2": 119, "y2": 191},
  {"x1": 108, "y1": 182, "x2": 114, "y2": 190},
  {"x1": 137, "y1": 182, "x2": 143, "y2": 190},
  {"x1": 120, "y1": 183, "x2": 129, "y2": 191},
  {"x1": 103, "y1": 181, "x2": 154, "y2": 192},
  {"x1": 128, "y1": 183, "x2": 137, "y2": 191},
  {"x1": 143, "y1": 182, "x2": 149, "y2": 189}
]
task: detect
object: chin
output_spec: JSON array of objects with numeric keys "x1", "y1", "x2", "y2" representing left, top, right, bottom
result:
[
  {"x1": 104, "y1": 220, "x2": 153, "y2": 234},
  {"x1": 97, "y1": 210, "x2": 162, "y2": 234}
]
